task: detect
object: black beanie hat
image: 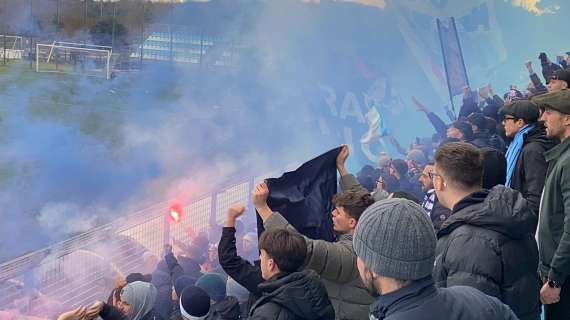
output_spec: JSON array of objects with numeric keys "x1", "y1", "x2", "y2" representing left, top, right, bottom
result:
[{"x1": 180, "y1": 286, "x2": 210, "y2": 320}]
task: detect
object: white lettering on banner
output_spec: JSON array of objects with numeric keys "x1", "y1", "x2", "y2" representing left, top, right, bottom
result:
[
  {"x1": 340, "y1": 92, "x2": 365, "y2": 123},
  {"x1": 318, "y1": 84, "x2": 339, "y2": 117},
  {"x1": 319, "y1": 84, "x2": 387, "y2": 163}
]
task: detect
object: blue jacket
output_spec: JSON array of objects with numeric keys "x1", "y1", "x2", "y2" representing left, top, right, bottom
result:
[{"x1": 369, "y1": 277, "x2": 518, "y2": 320}]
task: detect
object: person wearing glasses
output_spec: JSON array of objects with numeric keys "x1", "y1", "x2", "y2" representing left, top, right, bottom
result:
[
  {"x1": 417, "y1": 163, "x2": 451, "y2": 232},
  {"x1": 499, "y1": 100, "x2": 557, "y2": 215},
  {"x1": 431, "y1": 142, "x2": 540, "y2": 320}
]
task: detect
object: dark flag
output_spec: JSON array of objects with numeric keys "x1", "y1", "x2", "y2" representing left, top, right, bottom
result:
[
  {"x1": 437, "y1": 17, "x2": 470, "y2": 116},
  {"x1": 437, "y1": 17, "x2": 470, "y2": 97},
  {"x1": 256, "y1": 147, "x2": 341, "y2": 242}
]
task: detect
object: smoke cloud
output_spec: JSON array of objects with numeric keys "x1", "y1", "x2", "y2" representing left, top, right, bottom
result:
[
  {"x1": 509, "y1": 0, "x2": 559, "y2": 15},
  {"x1": 0, "y1": 0, "x2": 568, "y2": 265}
]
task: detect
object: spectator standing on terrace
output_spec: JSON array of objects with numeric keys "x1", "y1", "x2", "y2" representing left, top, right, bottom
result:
[
  {"x1": 499, "y1": 100, "x2": 556, "y2": 215},
  {"x1": 526, "y1": 61, "x2": 549, "y2": 96},
  {"x1": 531, "y1": 91, "x2": 570, "y2": 320},
  {"x1": 178, "y1": 286, "x2": 211, "y2": 320},
  {"x1": 218, "y1": 205, "x2": 263, "y2": 313},
  {"x1": 547, "y1": 69, "x2": 570, "y2": 93},
  {"x1": 240, "y1": 232, "x2": 259, "y2": 264},
  {"x1": 377, "y1": 152, "x2": 392, "y2": 177},
  {"x1": 226, "y1": 279, "x2": 250, "y2": 319},
  {"x1": 447, "y1": 121, "x2": 473, "y2": 142},
  {"x1": 77, "y1": 281, "x2": 163, "y2": 320},
  {"x1": 248, "y1": 228, "x2": 335, "y2": 320},
  {"x1": 431, "y1": 142, "x2": 540, "y2": 320},
  {"x1": 352, "y1": 198, "x2": 518, "y2": 320},
  {"x1": 388, "y1": 159, "x2": 423, "y2": 201},
  {"x1": 201, "y1": 244, "x2": 225, "y2": 275},
  {"x1": 418, "y1": 163, "x2": 451, "y2": 232},
  {"x1": 458, "y1": 86, "x2": 481, "y2": 119},
  {"x1": 466, "y1": 112, "x2": 506, "y2": 152},
  {"x1": 196, "y1": 273, "x2": 241, "y2": 320},
  {"x1": 479, "y1": 84, "x2": 507, "y2": 123},
  {"x1": 539, "y1": 52, "x2": 563, "y2": 84}
]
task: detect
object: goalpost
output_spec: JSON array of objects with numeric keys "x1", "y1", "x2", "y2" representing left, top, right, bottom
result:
[
  {"x1": 36, "y1": 42, "x2": 113, "y2": 79},
  {"x1": 0, "y1": 35, "x2": 24, "y2": 60}
]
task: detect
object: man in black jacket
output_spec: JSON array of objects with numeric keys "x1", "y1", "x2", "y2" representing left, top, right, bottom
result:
[
  {"x1": 218, "y1": 204, "x2": 264, "y2": 312},
  {"x1": 431, "y1": 142, "x2": 541, "y2": 320},
  {"x1": 500, "y1": 100, "x2": 557, "y2": 215},
  {"x1": 389, "y1": 159, "x2": 423, "y2": 201},
  {"x1": 539, "y1": 52, "x2": 563, "y2": 85},
  {"x1": 466, "y1": 112, "x2": 506, "y2": 152},
  {"x1": 353, "y1": 198, "x2": 518, "y2": 320},
  {"x1": 249, "y1": 228, "x2": 335, "y2": 320}
]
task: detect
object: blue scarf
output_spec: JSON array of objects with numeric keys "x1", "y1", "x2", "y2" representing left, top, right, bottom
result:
[{"x1": 505, "y1": 124, "x2": 533, "y2": 187}]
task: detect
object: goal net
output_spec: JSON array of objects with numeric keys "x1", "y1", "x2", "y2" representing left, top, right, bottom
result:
[
  {"x1": 36, "y1": 42, "x2": 112, "y2": 79},
  {"x1": 0, "y1": 35, "x2": 24, "y2": 60}
]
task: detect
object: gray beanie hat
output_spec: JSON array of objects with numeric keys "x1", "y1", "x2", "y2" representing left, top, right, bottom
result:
[{"x1": 353, "y1": 198, "x2": 436, "y2": 280}]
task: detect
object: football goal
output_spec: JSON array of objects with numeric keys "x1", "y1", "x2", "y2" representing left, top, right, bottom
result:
[
  {"x1": 0, "y1": 35, "x2": 24, "y2": 60},
  {"x1": 36, "y1": 42, "x2": 113, "y2": 79}
]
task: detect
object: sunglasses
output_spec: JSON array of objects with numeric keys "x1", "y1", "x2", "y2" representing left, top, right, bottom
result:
[{"x1": 502, "y1": 116, "x2": 518, "y2": 122}]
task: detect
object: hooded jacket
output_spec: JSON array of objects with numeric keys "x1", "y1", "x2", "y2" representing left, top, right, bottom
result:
[
  {"x1": 206, "y1": 296, "x2": 241, "y2": 320},
  {"x1": 249, "y1": 270, "x2": 335, "y2": 320},
  {"x1": 368, "y1": 276, "x2": 518, "y2": 320},
  {"x1": 433, "y1": 186, "x2": 540, "y2": 320},
  {"x1": 509, "y1": 123, "x2": 557, "y2": 215}
]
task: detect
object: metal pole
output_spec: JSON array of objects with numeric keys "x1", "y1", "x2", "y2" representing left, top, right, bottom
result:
[
  {"x1": 56, "y1": 0, "x2": 61, "y2": 41},
  {"x1": 140, "y1": 1, "x2": 144, "y2": 66},
  {"x1": 29, "y1": 0, "x2": 33, "y2": 69},
  {"x1": 83, "y1": 0, "x2": 87, "y2": 45},
  {"x1": 199, "y1": 33, "x2": 204, "y2": 66},
  {"x1": 35, "y1": 43, "x2": 39, "y2": 73},
  {"x1": 111, "y1": 2, "x2": 116, "y2": 49},
  {"x1": 2, "y1": 0, "x2": 6, "y2": 65},
  {"x1": 169, "y1": 1, "x2": 173, "y2": 62}
]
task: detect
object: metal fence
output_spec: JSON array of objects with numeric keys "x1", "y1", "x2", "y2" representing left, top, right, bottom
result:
[
  {"x1": 0, "y1": 172, "x2": 280, "y2": 316},
  {"x1": 0, "y1": 0, "x2": 242, "y2": 69}
]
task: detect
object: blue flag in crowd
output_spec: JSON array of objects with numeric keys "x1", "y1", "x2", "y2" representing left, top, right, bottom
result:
[{"x1": 256, "y1": 147, "x2": 341, "y2": 242}]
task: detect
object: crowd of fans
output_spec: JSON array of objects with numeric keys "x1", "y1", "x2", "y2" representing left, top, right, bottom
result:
[{"x1": 2, "y1": 51, "x2": 570, "y2": 320}]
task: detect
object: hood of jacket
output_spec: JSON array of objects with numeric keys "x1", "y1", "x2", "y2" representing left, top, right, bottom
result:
[
  {"x1": 258, "y1": 270, "x2": 334, "y2": 319},
  {"x1": 438, "y1": 185, "x2": 537, "y2": 240},
  {"x1": 525, "y1": 122, "x2": 558, "y2": 149}
]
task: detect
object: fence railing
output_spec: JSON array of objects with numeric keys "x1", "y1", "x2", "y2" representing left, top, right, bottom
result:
[{"x1": 0, "y1": 172, "x2": 282, "y2": 316}]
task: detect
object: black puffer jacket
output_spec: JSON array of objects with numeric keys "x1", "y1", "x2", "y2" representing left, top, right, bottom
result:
[
  {"x1": 470, "y1": 132, "x2": 505, "y2": 152},
  {"x1": 433, "y1": 186, "x2": 540, "y2": 320},
  {"x1": 249, "y1": 270, "x2": 335, "y2": 320},
  {"x1": 479, "y1": 147, "x2": 506, "y2": 189},
  {"x1": 509, "y1": 123, "x2": 557, "y2": 215},
  {"x1": 207, "y1": 296, "x2": 241, "y2": 320}
]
